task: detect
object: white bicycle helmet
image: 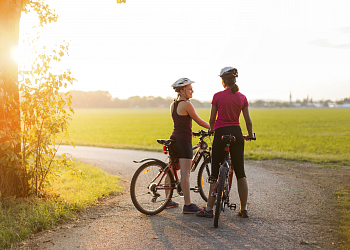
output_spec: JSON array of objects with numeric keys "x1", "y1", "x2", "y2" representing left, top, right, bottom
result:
[
  {"x1": 171, "y1": 78, "x2": 194, "y2": 89},
  {"x1": 219, "y1": 66, "x2": 238, "y2": 77}
]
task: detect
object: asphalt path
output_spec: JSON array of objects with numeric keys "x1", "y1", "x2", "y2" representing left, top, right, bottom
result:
[{"x1": 19, "y1": 145, "x2": 339, "y2": 250}]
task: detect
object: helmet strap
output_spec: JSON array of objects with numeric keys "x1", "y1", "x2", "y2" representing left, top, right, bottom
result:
[{"x1": 179, "y1": 89, "x2": 189, "y2": 101}]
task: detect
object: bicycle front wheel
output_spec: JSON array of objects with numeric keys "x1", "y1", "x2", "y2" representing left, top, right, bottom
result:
[
  {"x1": 197, "y1": 157, "x2": 212, "y2": 202},
  {"x1": 214, "y1": 165, "x2": 228, "y2": 228},
  {"x1": 130, "y1": 161, "x2": 174, "y2": 215}
]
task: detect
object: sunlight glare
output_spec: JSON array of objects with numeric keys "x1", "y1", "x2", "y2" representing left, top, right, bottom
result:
[
  {"x1": 12, "y1": 48, "x2": 19, "y2": 62},
  {"x1": 11, "y1": 46, "x2": 34, "y2": 67}
]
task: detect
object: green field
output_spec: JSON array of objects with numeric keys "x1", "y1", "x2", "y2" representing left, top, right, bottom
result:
[{"x1": 61, "y1": 108, "x2": 350, "y2": 166}]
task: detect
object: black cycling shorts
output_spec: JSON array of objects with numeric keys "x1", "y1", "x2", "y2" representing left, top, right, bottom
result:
[
  {"x1": 170, "y1": 136, "x2": 193, "y2": 159},
  {"x1": 211, "y1": 126, "x2": 246, "y2": 180}
]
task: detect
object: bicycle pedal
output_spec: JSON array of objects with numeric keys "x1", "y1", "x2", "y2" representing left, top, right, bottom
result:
[
  {"x1": 191, "y1": 186, "x2": 200, "y2": 193},
  {"x1": 177, "y1": 185, "x2": 184, "y2": 196},
  {"x1": 228, "y1": 203, "x2": 237, "y2": 210}
]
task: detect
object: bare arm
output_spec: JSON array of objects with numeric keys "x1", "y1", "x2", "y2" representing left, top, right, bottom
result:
[
  {"x1": 209, "y1": 104, "x2": 217, "y2": 132},
  {"x1": 242, "y1": 106, "x2": 253, "y2": 138},
  {"x1": 170, "y1": 102, "x2": 174, "y2": 116},
  {"x1": 186, "y1": 102, "x2": 210, "y2": 129}
]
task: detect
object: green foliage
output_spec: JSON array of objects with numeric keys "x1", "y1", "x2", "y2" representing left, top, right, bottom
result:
[
  {"x1": 1, "y1": 0, "x2": 76, "y2": 198},
  {"x1": 0, "y1": 75, "x2": 25, "y2": 197},
  {"x1": 19, "y1": 40, "x2": 76, "y2": 196},
  {"x1": 0, "y1": 86, "x2": 21, "y2": 166},
  {"x1": 0, "y1": 161, "x2": 121, "y2": 249}
]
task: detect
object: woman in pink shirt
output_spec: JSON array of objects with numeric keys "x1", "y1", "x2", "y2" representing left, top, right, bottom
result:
[{"x1": 197, "y1": 67, "x2": 253, "y2": 218}]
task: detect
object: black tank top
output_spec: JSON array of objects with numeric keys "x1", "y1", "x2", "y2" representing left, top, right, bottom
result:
[{"x1": 170, "y1": 100, "x2": 192, "y2": 142}]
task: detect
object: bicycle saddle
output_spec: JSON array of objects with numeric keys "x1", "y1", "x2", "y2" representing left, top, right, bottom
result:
[
  {"x1": 221, "y1": 135, "x2": 236, "y2": 142},
  {"x1": 156, "y1": 139, "x2": 175, "y2": 146}
]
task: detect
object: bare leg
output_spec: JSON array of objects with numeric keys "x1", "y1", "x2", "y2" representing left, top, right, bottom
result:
[
  {"x1": 179, "y1": 158, "x2": 192, "y2": 206},
  {"x1": 237, "y1": 177, "x2": 248, "y2": 209},
  {"x1": 165, "y1": 174, "x2": 170, "y2": 197}
]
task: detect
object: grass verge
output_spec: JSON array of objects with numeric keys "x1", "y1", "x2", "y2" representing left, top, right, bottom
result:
[
  {"x1": 334, "y1": 188, "x2": 350, "y2": 249},
  {"x1": 0, "y1": 161, "x2": 122, "y2": 249}
]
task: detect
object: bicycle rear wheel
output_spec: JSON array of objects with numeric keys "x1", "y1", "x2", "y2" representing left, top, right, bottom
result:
[
  {"x1": 197, "y1": 157, "x2": 212, "y2": 202},
  {"x1": 214, "y1": 165, "x2": 228, "y2": 228},
  {"x1": 130, "y1": 161, "x2": 174, "y2": 215}
]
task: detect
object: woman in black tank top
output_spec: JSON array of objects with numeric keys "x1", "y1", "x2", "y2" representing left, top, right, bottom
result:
[{"x1": 166, "y1": 78, "x2": 210, "y2": 214}]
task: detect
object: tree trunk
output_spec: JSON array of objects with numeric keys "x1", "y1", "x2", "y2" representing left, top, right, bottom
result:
[{"x1": 0, "y1": 0, "x2": 26, "y2": 198}]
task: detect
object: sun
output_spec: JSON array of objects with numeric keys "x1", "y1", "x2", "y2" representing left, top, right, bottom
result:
[
  {"x1": 12, "y1": 47, "x2": 34, "y2": 67},
  {"x1": 12, "y1": 47, "x2": 20, "y2": 62}
]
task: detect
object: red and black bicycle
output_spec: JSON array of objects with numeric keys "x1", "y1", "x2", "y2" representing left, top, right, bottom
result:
[{"x1": 130, "y1": 130, "x2": 213, "y2": 215}]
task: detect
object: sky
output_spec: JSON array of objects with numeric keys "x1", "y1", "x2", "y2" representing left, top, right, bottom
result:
[{"x1": 17, "y1": 0, "x2": 350, "y2": 102}]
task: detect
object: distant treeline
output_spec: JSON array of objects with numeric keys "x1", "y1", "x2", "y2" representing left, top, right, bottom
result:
[
  {"x1": 66, "y1": 90, "x2": 350, "y2": 109},
  {"x1": 67, "y1": 90, "x2": 211, "y2": 108},
  {"x1": 250, "y1": 97, "x2": 350, "y2": 108}
]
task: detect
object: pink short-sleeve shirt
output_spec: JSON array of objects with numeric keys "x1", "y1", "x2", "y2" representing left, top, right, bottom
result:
[{"x1": 211, "y1": 89, "x2": 249, "y2": 130}]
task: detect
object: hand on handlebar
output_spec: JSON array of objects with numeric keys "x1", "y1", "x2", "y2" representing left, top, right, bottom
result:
[{"x1": 244, "y1": 133, "x2": 256, "y2": 141}]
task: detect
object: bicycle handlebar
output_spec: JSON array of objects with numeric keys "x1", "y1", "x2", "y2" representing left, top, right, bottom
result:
[
  {"x1": 245, "y1": 133, "x2": 257, "y2": 141},
  {"x1": 192, "y1": 130, "x2": 212, "y2": 138},
  {"x1": 221, "y1": 133, "x2": 257, "y2": 142}
]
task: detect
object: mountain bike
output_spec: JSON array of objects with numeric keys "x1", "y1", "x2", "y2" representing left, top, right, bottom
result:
[
  {"x1": 130, "y1": 130, "x2": 213, "y2": 215},
  {"x1": 213, "y1": 133, "x2": 256, "y2": 228}
]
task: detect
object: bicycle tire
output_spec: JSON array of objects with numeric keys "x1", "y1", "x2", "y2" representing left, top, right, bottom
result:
[
  {"x1": 197, "y1": 157, "x2": 212, "y2": 202},
  {"x1": 214, "y1": 164, "x2": 228, "y2": 228},
  {"x1": 130, "y1": 160, "x2": 174, "y2": 215}
]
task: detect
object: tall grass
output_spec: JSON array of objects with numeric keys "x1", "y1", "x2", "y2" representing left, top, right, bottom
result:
[
  {"x1": 0, "y1": 161, "x2": 121, "y2": 249},
  {"x1": 334, "y1": 188, "x2": 350, "y2": 249}
]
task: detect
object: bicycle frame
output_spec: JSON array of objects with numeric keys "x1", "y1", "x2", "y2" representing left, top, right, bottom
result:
[
  {"x1": 191, "y1": 143, "x2": 210, "y2": 172},
  {"x1": 213, "y1": 133, "x2": 256, "y2": 227},
  {"x1": 137, "y1": 131, "x2": 212, "y2": 194},
  {"x1": 211, "y1": 139, "x2": 236, "y2": 209},
  {"x1": 130, "y1": 130, "x2": 215, "y2": 215}
]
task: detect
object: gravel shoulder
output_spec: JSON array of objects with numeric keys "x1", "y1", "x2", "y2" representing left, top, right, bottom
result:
[{"x1": 14, "y1": 146, "x2": 350, "y2": 250}]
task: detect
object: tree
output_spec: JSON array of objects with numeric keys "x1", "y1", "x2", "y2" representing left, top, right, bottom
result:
[
  {"x1": 0, "y1": 0, "x2": 125, "y2": 197},
  {"x1": 0, "y1": 0, "x2": 24, "y2": 197}
]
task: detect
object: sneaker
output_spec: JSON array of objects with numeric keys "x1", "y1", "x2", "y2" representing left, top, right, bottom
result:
[
  {"x1": 196, "y1": 207, "x2": 213, "y2": 218},
  {"x1": 166, "y1": 200, "x2": 179, "y2": 209},
  {"x1": 183, "y1": 203, "x2": 200, "y2": 214},
  {"x1": 237, "y1": 210, "x2": 249, "y2": 218}
]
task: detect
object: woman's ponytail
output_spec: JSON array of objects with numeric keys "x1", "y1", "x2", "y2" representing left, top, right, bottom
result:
[
  {"x1": 231, "y1": 83, "x2": 239, "y2": 94},
  {"x1": 222, "y1": 74, "x2": 239, "y2": 94}
]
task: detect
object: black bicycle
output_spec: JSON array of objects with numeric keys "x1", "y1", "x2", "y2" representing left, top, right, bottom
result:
[
  {"x1": 130, "y1": 130, "x2": 213, "y2": 215},
  {"x1": 213, "y1": 133, "x2": 256, "y2": 228}
]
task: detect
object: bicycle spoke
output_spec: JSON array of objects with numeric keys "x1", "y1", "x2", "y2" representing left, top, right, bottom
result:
[{"x1": 130, "y1": 161, "x2": 174, "y2": 215}]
